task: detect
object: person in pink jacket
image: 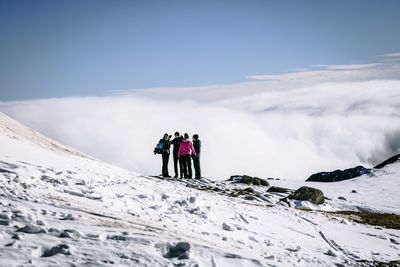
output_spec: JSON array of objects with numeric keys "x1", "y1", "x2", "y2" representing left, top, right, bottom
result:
[{"x1": 178, "y1": 133, "x2": 197, "y2": 178}]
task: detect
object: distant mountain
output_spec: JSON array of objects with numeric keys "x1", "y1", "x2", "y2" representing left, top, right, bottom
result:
[{"x1": 306, "y1": 153, "x2": 400, "y2": 182}]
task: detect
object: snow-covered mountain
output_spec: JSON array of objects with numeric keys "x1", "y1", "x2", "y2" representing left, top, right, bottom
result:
[{"x1": 0, "y1": 112, "x2": 399, "y2": 267}]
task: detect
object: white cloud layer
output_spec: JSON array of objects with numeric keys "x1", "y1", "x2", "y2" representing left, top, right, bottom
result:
[
  {"x1": 1, "y1": 77, "x2": 399, "y2": 180},
  {"x1": 112, "y1": 57, "x2": 400, "y2": 102}
]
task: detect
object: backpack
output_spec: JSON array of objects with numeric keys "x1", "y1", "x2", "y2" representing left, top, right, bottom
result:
[{"x1": 154, "y1": 140, "x2": 164, "y2": 154}]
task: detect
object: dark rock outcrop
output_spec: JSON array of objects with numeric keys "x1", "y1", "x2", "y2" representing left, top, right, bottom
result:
[
  {"x1": 374, "y1": 153, "x2": 400, "y2": 169},
  {"x1": 306, "y1": 166, "x2": 371, "y2": 182},
  {"x1": 288, "y1": 186, "x2": 324, "y2": 205},
  {"x1": 228, "y1": 175, "x2": 270, "y2": 186},
  {"x1": 267, "y1": 186, "x2": 292, "y2": 193},
  {"x1": 163, "y1": 242, "x2": 191, "y2": 259}
]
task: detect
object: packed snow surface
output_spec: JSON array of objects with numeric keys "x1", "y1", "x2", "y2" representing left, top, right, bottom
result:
[{"x1": 0, "y1": 112, "x2": 399, "y2": 266}]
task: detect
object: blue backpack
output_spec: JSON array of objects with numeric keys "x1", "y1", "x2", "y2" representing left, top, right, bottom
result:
[{"x1": 154, "y1": 140, "x2": 164, "y2": 154}]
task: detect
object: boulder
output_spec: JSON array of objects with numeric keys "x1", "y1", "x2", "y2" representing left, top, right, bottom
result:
[
  {"x1": 228, "y1": 175, "x2": 269, "y2": 186},
  {"x1": 288, "y1": 186, "x2": 325, "y2": 205},
  {"x1": 163, "y1": 242, "x2": 191, "y2": 259},
  {"x1": 306, "y1": 166, "x2": 371, "y2": 182}
]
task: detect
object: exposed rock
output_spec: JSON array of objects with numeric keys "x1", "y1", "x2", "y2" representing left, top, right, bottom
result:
[
  {"x1": 48, "y1": 228, "x2": 60, "y2": 234},
  {"x1": 222, "y1": 222, "x2": 236, "y2": 231},
  {"x1": 41, "y1": 244, "x2": 71, "y2": 257},
  {"x1": 0, "y1": 213, "x2": 11, "y2": 220},
  {"x1": 58, "y1": 231, "x2": 73, "y2": 238},
  {"x1": 338, "y1": 196, "x2": 347, "y2": 201},
  {"x1": 0, "y1": 219, "x2": 10, "y2": 226},
  {"x1": 267, "y1": 186, "x2": 292, "y2": 193},
  {"x1": 16, "y1": 224, "x2": 46, "y2": 234},
  {"x1": 75, "y1": 179, "x2": 87, "y2": 186},
  {"x1": 228, "y1": 175, "x2": 269, "y2": 186},
  {"x1": 107, "y1": 234, "x2": 127, "y2": 241},
  {"x1": 325, "y1": 249, "x2": 337, "y2": 257},
  {"x1": 36, "y1": 220, "x2": 45, "y2": 226},
  {"x1": 161, "y1": 193, "x2": 170, "y2": 200},
  {"x1": 5, "y1": 241, "x2": 15, "y2": 247},
  {"x1": 243, "y1": 187, "x2": 255, "y2": 193},
  {"x1": 288, "y1": 186, "x2": 324, "y2": 205},
  {"x1": 41, "y1": 175, "x2": 66, "y2": 185},
  {"x1": 374, "y1": 153, "x2": 400, "y2": 169},
  {"x1": 163, "y1": 242, "x2": 191, "y2": 259},
  {"x1": 306, "y1": 166, "x2": 371, "y2": 182},
  {"x1": 189, "y1": 196, "x2": 196, "y2": 204},
  {"x1": 11, "y1": 234, "x2": 20, "y2": 240},
  {"x1": 244, "y1": 195, "x2": 256, "y2": 201},
  {"x1": 326, "y1": 211, "x2": 400, "y2": 230},
  {"x1": 351, "y1": 190, "x2": 357, "y2": 193}
]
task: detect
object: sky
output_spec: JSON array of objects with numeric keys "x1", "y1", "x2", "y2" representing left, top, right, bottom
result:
[{"x1": 1, "y1": 0, "x2": 400, "y2": 101}]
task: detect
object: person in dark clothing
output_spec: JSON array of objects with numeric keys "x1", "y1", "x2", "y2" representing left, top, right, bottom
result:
[
  {"x1": 159, "y1": 133, "x2": 171, "y2": 177},
  {"x1": 171, "y1": 132, "x2": 183, "y2": 178},
  {"x1": 178, "y1": 133, "x2": 196, "y2": 178},
  {"x1": 192, "y1": 134, "x2": 201, "y2": 179}
]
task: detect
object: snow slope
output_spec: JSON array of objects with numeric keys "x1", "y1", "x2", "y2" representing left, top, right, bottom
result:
[
  {"x1": 0, "y1": 112, "x2": 91, "y2": 160},
  {"x1": 0, "y1": 112, "x2": 399, "y2": 266}
]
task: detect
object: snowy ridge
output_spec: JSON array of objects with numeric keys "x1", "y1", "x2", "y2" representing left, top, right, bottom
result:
[
  {"x1": 0, "y1": 112, "x2": 91, "y2": 160},
  {"x1": 0, "y1": 113, "x2": 399, "y2": 266}
]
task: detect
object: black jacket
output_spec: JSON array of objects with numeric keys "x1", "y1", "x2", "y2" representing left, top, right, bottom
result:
[
  {"x1": 171, "y1": 136, "x2": 182, "y2": 155},
  {"x1": 159, "y1": 139, "x2": 171, "y2": 154},
  {"x1": 193, "y1": 139, "x2": 201, "y2": 155}
]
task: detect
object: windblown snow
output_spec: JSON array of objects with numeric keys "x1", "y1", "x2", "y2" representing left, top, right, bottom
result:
[{"x1": 0, "y1": 112, "x2": 399, "y2": 266}]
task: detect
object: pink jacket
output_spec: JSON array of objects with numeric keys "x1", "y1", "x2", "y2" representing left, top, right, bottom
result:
[{"x1": 178, "y1": 140, "x2": 197, "y2": 158}]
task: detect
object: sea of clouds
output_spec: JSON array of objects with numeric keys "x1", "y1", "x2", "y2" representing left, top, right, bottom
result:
[{"x1": 1, "y1": 60, "x2": 400, "y2": 180}]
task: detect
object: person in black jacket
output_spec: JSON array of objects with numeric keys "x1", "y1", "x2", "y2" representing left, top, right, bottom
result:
[
  {"x1": 159, "y1": 133, "x2": 171, "y2": 177},
  {"x1": 171, "y1": 132, "x2": 183, "y2": 178},
  {"x1": 192, "y1": 134, "x2": 201, "y2": 179}
]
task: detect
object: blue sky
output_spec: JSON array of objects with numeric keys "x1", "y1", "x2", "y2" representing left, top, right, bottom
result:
[{"x1": 1, "y1": 0, "x2": 400, "y2": 101}]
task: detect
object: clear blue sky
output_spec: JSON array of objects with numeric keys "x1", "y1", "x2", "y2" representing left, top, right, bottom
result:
[{"x1": 1, "y1": 0, "x2": 400, "y2": 101}]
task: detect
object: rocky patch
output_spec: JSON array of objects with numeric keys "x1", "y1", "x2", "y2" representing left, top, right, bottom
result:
[{"x1": 306, "y1": 166, "x2": 371, "y2": 182}]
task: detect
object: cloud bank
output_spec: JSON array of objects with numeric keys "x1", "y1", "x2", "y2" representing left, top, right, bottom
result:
[{"x1": 1, "y1": 77, "x2": 399, "y2": 180}]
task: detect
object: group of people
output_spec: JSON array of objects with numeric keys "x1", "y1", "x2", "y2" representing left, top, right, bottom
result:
[{"x1": 154, "y1": 132, "x2": 201, "y2": 179}]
